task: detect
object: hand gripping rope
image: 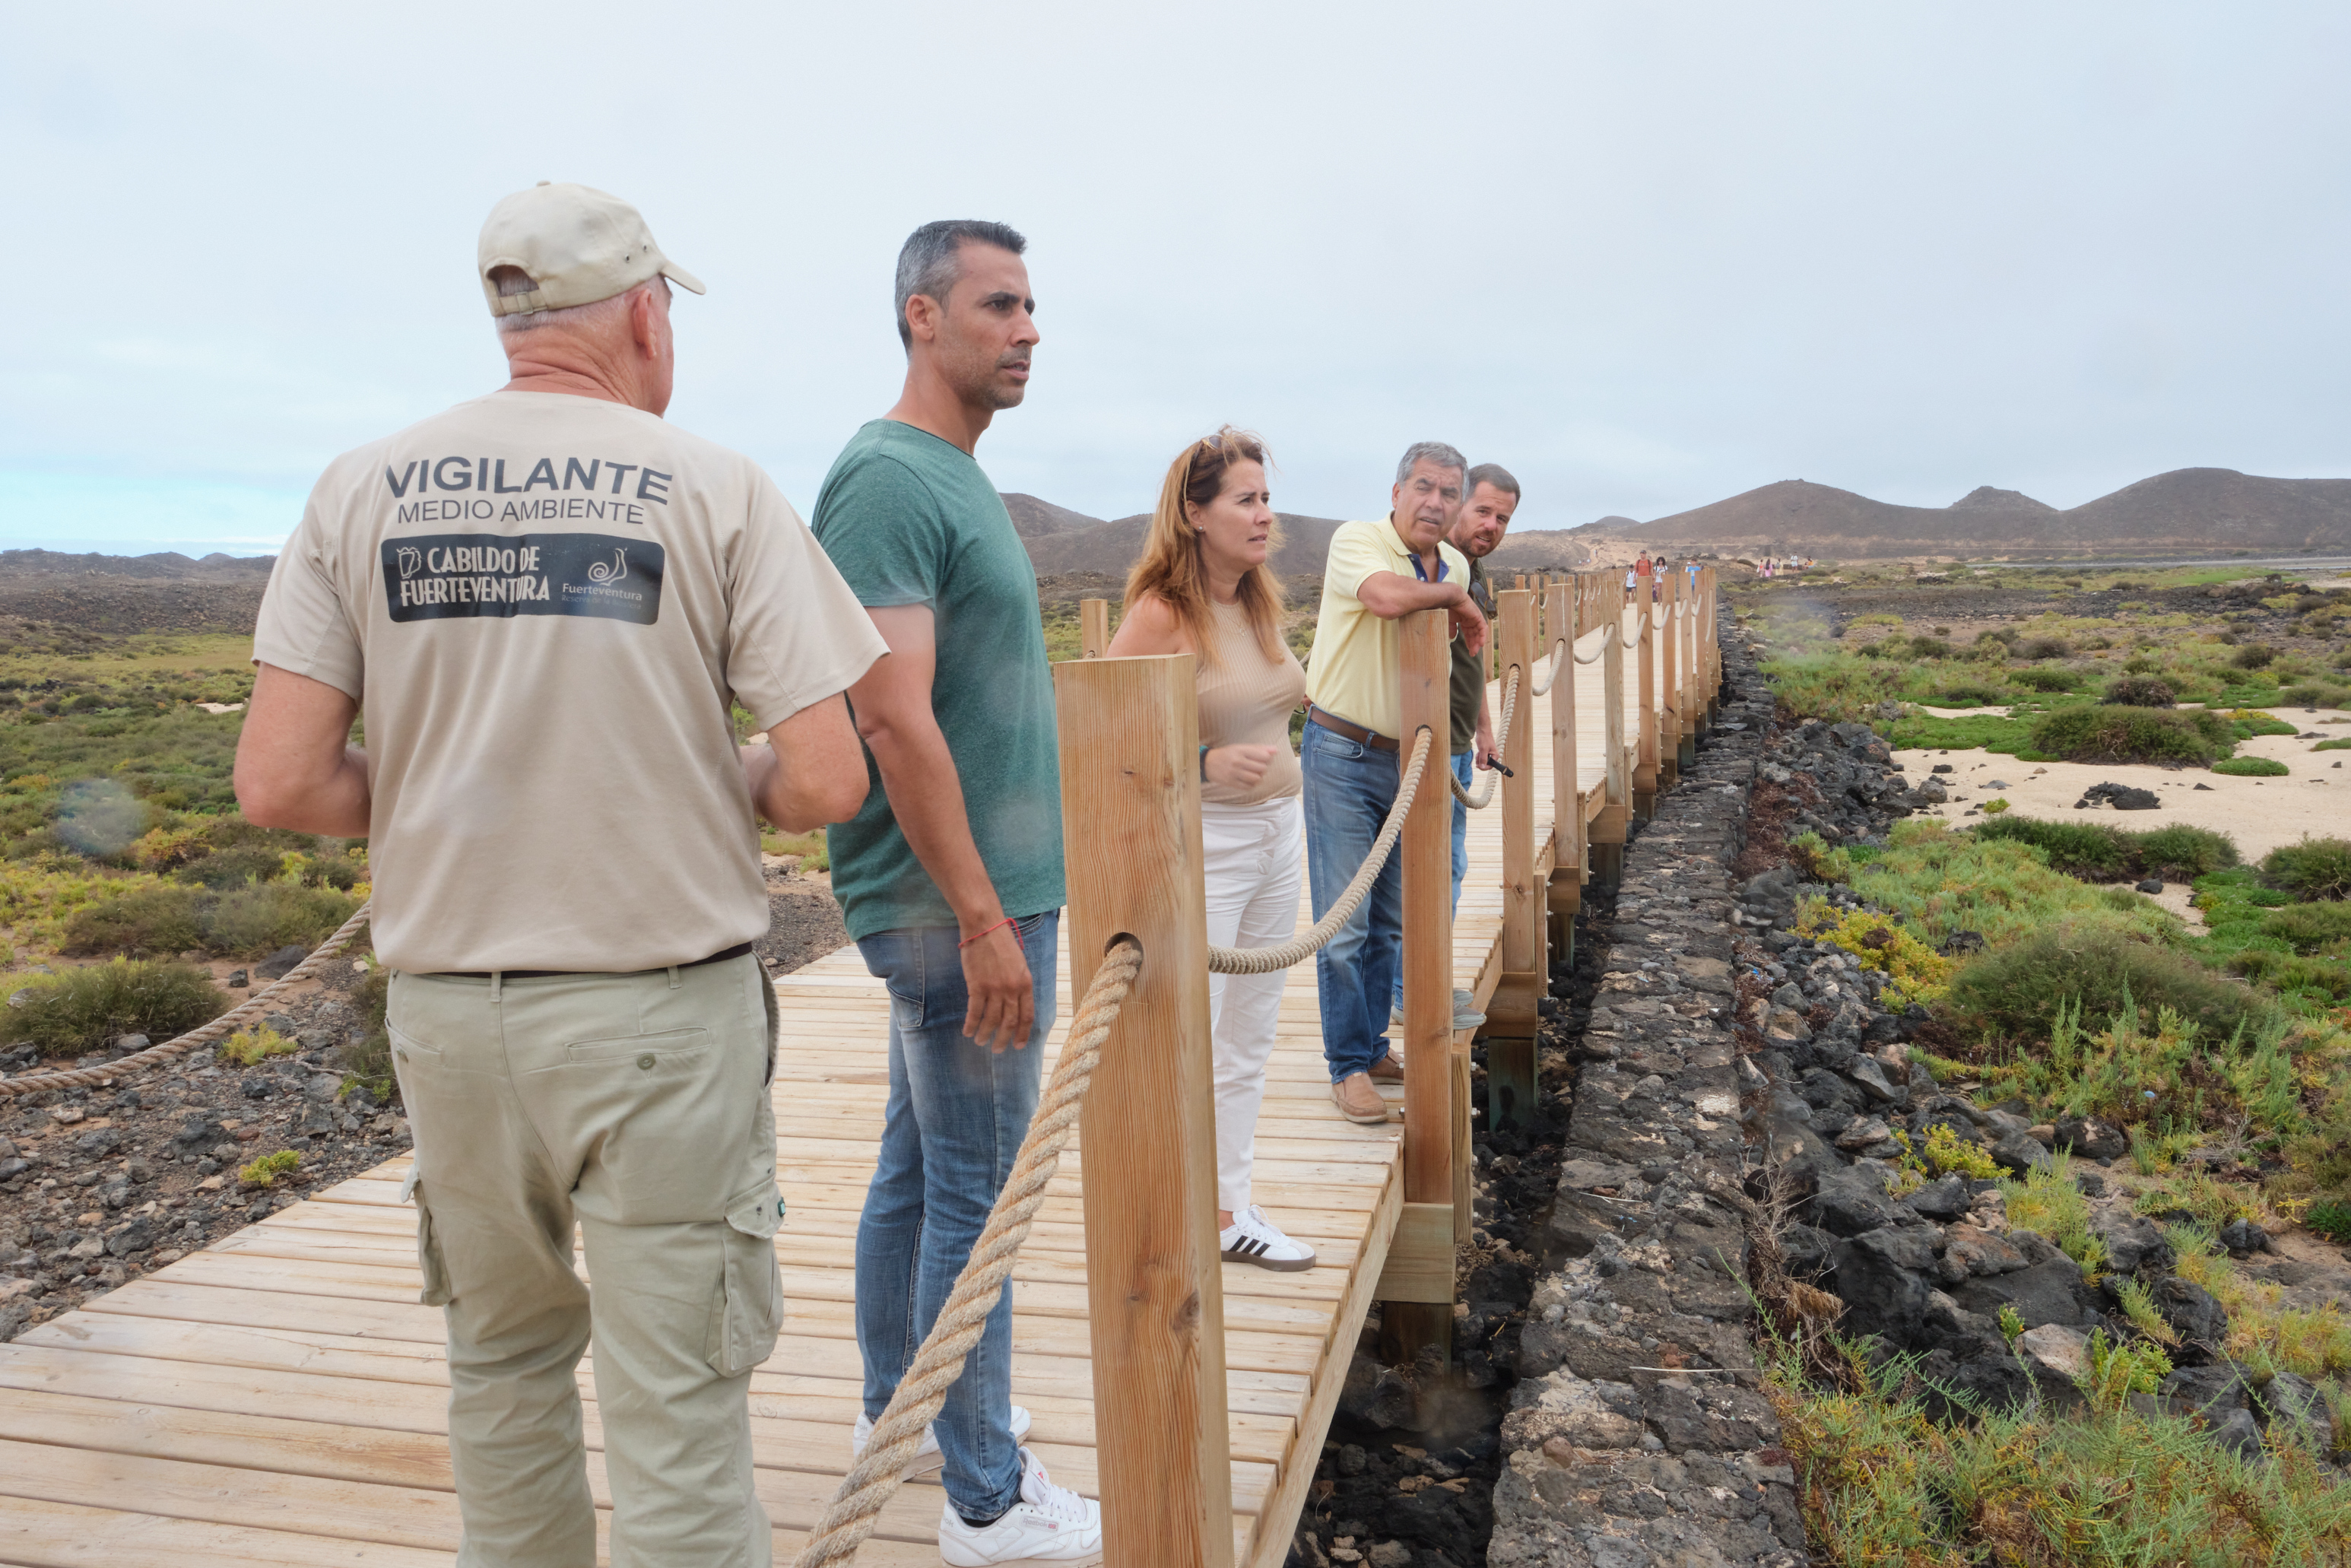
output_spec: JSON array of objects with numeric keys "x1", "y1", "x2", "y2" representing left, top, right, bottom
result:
[
  {"x1": 789, "y1": 938, "x2": 1144, "y2": 1568},
  {"x1": 0, "y1": 900, "x2": 378, "y2": 1099}
]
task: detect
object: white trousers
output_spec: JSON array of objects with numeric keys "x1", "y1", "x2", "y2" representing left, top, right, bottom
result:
[{"x1": 1201, "y1": 795, "x2": 1304, "y2": 1214}]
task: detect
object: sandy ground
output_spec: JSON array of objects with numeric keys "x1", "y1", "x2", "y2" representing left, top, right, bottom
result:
[{"x1": 1896, "y1": 704, "x2": 2351, "y2": 865}]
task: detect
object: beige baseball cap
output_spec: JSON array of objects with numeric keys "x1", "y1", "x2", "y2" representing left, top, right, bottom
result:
[{"x1": 477, "y1": 181, "x2": 706, "y2": 317}]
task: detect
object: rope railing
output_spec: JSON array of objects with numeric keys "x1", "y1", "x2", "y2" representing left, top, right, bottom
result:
[
  {"x1": 1204, "y1": 726, "x2": 1433, "y2": 976},
  {"x1": 1528, "y1": 637, "x2": 1566, "y2": 696},
  {"x1": 1446, "y1": 662, "x2": 1521, "y2": 811},
  {"x1": 0, "y1": 900, "x2": 377, "y2": 1099},
  {"x1": 1572, "y1": 622, "x2": 1612, "y2": 665},
  {"x1": 791, "y1": 938, "x2": 1145, "y2": 1568}
]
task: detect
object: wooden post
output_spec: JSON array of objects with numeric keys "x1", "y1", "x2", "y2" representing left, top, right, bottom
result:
[
  {"x1": 1658, "y1": 570, "x2": 1680, "y2": 789},
  {"x1": 1055, "y1": 655, "x2": 1235, "y2": 1568},
  {"x1": 1592, "y1": 582, "x2": 1630, "y2": 890},
  {"x1": 1486, "y1": 589, "x2": 1540, "y2": 1131},
  {"x1": 1080, "y1": 598, "x2": 1110, "y2": 659},
  {"x1": 1379, "y1": 607, "x2": 1455, "y2": 1360},
  {"x1": 1545, "y1": 576, "x2": 1580, "y2": 938},
  {"x1": 1634, "y1": 593, "x2": 1658, "y2": 821}
]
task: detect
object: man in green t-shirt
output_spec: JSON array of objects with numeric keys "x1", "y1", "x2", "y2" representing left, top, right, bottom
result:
[{"x1": 811, "y1": 221, "x2": 1101, "y2": 1565}]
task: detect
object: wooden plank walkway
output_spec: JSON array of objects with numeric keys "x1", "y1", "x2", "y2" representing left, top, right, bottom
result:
[{"x1": 0, "y1": 660, "x2": 1607, "y2": 1568}]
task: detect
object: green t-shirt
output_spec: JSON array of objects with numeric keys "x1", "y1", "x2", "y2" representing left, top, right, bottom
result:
[
  {"x1": 1448, "y1": 556, "x2": 1495, "y2": 754},
  {"x1": 811, "y1": 420, "x2": 1064, "y2": 940}
]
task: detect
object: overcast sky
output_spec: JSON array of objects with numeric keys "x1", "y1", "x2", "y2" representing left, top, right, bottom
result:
[{"x1": 6, "y1": 2, "x2": 2349, "y2": 556}]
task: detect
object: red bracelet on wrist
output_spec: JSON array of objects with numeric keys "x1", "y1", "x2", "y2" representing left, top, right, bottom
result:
[{"x1": 959, "y1": 916, "x2": 1018, "y2": 951}]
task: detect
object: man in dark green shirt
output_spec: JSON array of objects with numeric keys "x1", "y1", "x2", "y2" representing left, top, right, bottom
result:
[{"x1": 811, "y1": 221, "x2": 1102, "y2": 1563}]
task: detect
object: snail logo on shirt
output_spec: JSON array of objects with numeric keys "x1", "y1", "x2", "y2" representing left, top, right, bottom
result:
[{"x1": 381, "y1": 533, "x2": 664, "y2": 625}]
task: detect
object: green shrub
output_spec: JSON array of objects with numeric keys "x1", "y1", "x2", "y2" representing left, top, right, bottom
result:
[
  {"x1": 238, "y1": 1149, "x2": 300, "y2": 1187},
  {"x1": 2315, "y1": 736, "x2": 2351, "y2": 752},
  {"x1": 2015, "y1": 635, "x2": 2073, "y2": 661},
  {"x1": 220, "y1": 1023, "x2": 298, "y2": 1066},
  {"x1": 59, "y1": 882, "x2": 205, "y2": 957},
  {"x1": 174, "y1": 843, "x2": 290, "y2": 890},
  {"x1": 1973, "y1": 816, "x2": 2132, "y2": 877},
  {"x1": 2102, "y1": 675, "x2": 2176, "y2": 707},
  {"x1": 2027, "y1": 704, "x2": 2229, "y2": 765},
  {"x1": 2009, "y1": 665, "x2": 2078, "y2": 694},
  {"x1": 2306, "y1": 1200, "x2": 2351, "y2": 1244},
  {"x1": 205, "y1": 881, "x2": 361, "y2": 958},
  {"x1": 5, "y1": 958, "x2": 227, "y2": 1058},
  {"x1": 2232, "y1": 643, "x2": 2276, "y2": 670},
  {"x1": 2263, "y1": 837, "x2": 2351, "y2": 901},
  {"x1": 2228, "y1": 947, "x2": 2351, "y2": 1002},
  {"x1": 2211, "y1": 756, "x2": 2289, "y2": 777},
  {"x1": 1906, "y1": 636, "x2": 1955, "y2": 659},
  {"x1": 2278, "y1": 680, "x2": 2351, "y2": 709},
  {"x1": 1945, "y1": 920, "x2": 2276, "y2": 1047},
  {"x1": 2132, "y1": 825, "x2": 2242, "y2": 879}
]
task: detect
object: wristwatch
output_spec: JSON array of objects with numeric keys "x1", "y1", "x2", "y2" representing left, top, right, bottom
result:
[{"x1": 1199, "y1": 744, "x2": 1210, "y2": 782}]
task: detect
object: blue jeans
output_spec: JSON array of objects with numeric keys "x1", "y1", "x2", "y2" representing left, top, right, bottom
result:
[
  {"x1": 852, "y1": 910, "x2": 1059, "y2": 1518},
  {"x1": 1302, "y1": 722, "x2": 1405, "y2": 1083},
  {"x1": 1393, "y1": 754, "x2": 1473, "y2": 1010}
]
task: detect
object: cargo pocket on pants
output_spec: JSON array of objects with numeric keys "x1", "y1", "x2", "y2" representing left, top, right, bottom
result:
[
  {"x1": 706, "y1": 1182, "x2": 785, "y2": 1376},
  {"x1": 399, "y1": 1170, "x2": 454, "y2": 1308}
]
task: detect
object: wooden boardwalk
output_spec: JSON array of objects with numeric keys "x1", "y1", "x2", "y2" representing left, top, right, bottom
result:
[{"x1": 0, "y1": 608, "x2": 1670, "y2": 1566}]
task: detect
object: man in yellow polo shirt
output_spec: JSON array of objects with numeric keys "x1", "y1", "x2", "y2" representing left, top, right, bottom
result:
[{"x1": 1301, "y1": 441, "x2": 1490, "y2": 1122}]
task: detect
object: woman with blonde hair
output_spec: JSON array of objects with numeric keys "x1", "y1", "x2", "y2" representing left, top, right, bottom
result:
[{"x1": 1105, "y1": 427, "x2": 1315, "y2": 1270}]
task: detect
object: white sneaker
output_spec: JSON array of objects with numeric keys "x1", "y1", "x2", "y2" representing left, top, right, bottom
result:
[
  {"x1": 1220, "y1": 1205, "x2": 1317, "y2": 1271},
  {"x1": 937, "y1": 1446, "x2": 1103, "y2": 1566},
  {"x1": 852, "y1": 1405, "x2": 1033, "y2": 1478}
]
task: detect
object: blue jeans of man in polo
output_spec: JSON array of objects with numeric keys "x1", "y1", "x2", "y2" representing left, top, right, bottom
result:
[
  {"x1": 852, "y1": 910, "x2": 1059, "y2": 1519},
  {"x1": 1302, "y1": 722, "x2": 1407, "y2": 1083},
  {"x1": 1391, "y1": 754, "x2": 1474, "y2": 1011}
]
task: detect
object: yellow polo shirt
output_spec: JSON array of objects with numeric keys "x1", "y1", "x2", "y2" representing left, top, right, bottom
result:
[{"x1": 1304, "y1": 516, "x2": 1470, "y2": 741}]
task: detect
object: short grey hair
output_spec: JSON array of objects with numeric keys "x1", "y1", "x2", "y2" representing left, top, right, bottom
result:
[
  {"x1": 1466, "y1": 462, "x2": 1521, "y2": 500},
  {"x1": 1394, "y1": 441, "x2": 1468, "y2": 487},
  {"x1": 490, "y1": 268, "x2": 666, "y2": 336},
  {"x1": 894, "y1": 221, "x2": 1029, "y2": 351}
]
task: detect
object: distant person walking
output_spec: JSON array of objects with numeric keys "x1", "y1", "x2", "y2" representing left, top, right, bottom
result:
[
  {"x1": 1300, "y1": 442, "x2": 1487, "y2": 1125},
  {"x1": 1389, "y1": 462, "x2": 1521, "y2": 1027},
  {"x1": 236, "y1": 182, "x2": 884, "y2": 1566},
  {"x1": 811, "y1": 219, "x2": 1103, "y2": 1565},
  {"x1": 1106, "y1": 427, "x2": 1315, "y2": 1271}
]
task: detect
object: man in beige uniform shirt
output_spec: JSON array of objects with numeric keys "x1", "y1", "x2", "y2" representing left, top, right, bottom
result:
[{"x1": 235, "y1": 183, "x2": 886, "y2": 1568}]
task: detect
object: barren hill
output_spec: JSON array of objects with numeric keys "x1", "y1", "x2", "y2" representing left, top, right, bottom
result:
[{"x1": 1614, "y1": 467, "x2": 2351, "y2": 558}]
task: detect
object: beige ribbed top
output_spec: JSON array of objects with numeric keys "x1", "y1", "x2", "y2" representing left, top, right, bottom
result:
[{"x1": 1198, "y1": 597, "x2": 1306, "y2": 805}]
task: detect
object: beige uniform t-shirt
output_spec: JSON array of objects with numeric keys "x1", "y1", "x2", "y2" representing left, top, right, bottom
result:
[
  {"x1": 253, "y1": 390, "x2": 886, "y2": 974},
  {"x1": 1303, "y1": 516, "x2": 1470, "y2": 741}
]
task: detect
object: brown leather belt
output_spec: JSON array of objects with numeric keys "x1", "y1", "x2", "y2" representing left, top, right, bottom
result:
[
  {"x1": 1307, "y1": 706, "x2": 1398, "y2": 752},
  {"x1": 439, "y1": 941, "x2": 757, "y2": 982}
]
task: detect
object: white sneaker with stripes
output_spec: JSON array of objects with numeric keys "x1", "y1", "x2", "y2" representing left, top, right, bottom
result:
[
  {"x1": 1220, "y1": 1205, "x2": 1317, "y2": 1271},
  {"x1": 937, "y1": 1446, "x2": 1104, "y2": 1566},
  {"x1": 851, "y1": 1404, "x2": 1032, "y2": 1478}
]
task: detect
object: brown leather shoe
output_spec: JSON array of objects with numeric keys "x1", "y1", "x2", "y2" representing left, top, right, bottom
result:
[
  {"x1": 1366, "y1": 1052, "x2": 1403, "y2": 1083},
  {"x1": 1332, "y1": 1072, "x2": 1391, "y2": 1124}
]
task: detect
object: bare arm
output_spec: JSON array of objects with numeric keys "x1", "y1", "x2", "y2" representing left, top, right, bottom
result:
[
  {"x1": 234, "y1": 664, "x2": 371, "y2": 836},
  {"x1": 1106, "y1": 595, "x2": 1281, "y2": 792},
  {"x1": 846, "y1": 604, "x2": 1032, "y2": 1052},
  {"x1": 1356, "y1": 572, "x2": 1489, "y2": 654},
  {"x1": 741, "y1": 692, "x2": 868, "y2": 833}
]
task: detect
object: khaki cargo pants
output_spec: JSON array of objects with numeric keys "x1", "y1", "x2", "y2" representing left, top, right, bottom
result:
[{"x1": 389, "y1": 955, "x2": 785, "y2": 1568}]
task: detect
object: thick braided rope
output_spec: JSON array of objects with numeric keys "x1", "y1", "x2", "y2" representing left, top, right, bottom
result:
[
  {"x1": 1204, "y1": 726, "x2": 1432, "y2": 976},
  {"x1": 1528, "y1": 637, "x2": 1566, "y2": 696},
  {"x1": 1447, "y1": 664, "x2": 1521, "y2": 811},
  {"x1": 0, "y1": 900, "x2": 376, "y2": 1099},
  {"x1": 1572, "y1": 623, "x2": 1612, "y2": 665},
  {"x1": 789, "y1": 938, "x2": 1144, "y2": 1568}
]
